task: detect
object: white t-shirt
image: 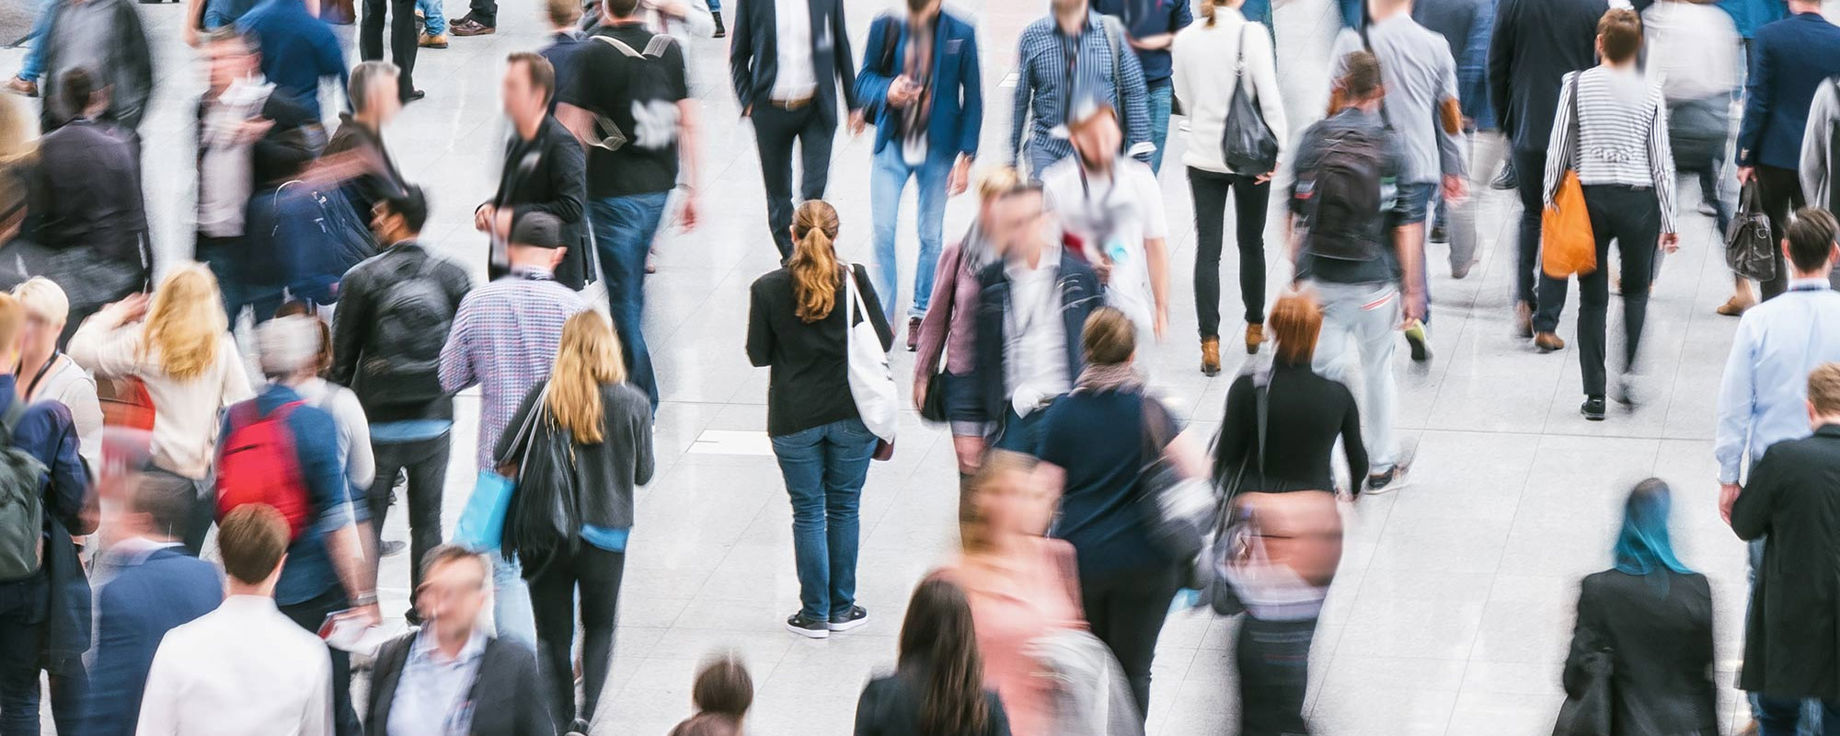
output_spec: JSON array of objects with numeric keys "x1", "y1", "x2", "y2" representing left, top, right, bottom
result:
[{"x1": 1041, "y1": 155, "x2": 1167, "y2": 332}]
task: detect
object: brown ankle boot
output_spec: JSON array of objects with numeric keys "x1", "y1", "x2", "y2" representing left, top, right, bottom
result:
[
  {"x1": 1245, "y1": 323, "x2": 1265, "y2": 355},
  {"x1": 1201, "y1": 337, "x2": 1221, "y2": 376}
]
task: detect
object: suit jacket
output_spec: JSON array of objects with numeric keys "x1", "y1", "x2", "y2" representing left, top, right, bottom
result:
[
  {"x1": 31, "y1": 119, "x2": 148, "y2": 265},
  {"x1": 1736, "y1": 12, "x2": 1840, "y2": 171},
  {"x1": 1563, "y1": 569, "x2": 1718, "y2": 736},
  {"x1": 1487, "y1": 0, "x2": 1606, "y2": 153},
  {"x1": 728, "y1": 0, "x2": 859, "y2": 125},
  {"x1": 483, "y1": 116, "x2": 588, "y2": 289},
  {"x1": 1731, "y1": 424, "x2": 1840, "y2": 700},
  {"x1": 366, "y1": 631, "x2": 553, "y2": 736},
  {"x1": 39, "y1": 0, "x2": 154, "y2": 131},
  {"x1": 79, "y1": 546, "x2": 223, "y2": 736},
  {"x1": 971, "y1": 256, "x2": 1101, "y2": 427},
  {"x1": 854, "y1": 10, "x2": 982, "y2": 159}
]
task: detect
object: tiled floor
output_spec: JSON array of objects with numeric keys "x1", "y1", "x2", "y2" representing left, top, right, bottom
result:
[{"x1": 9, "y1": 1, "x2": 1758, "y2": 734}]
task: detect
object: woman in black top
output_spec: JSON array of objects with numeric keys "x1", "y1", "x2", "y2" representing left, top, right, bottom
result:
[
  {"x1": 746, "y1": 200, "x2": 894, "y2": 639},
  {"x1": 854, "y1": 577, "x2": 1010, "y2": 736},
  {"x1": 1215, "y1": 292, "x2": 1368, "y2": 495}
]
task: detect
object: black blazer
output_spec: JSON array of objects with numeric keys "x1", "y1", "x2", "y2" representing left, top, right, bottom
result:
[
  {"x1": 365, "y1": 632, "x2": 553, "y2": 736},
  {"x1": 971, "y1": 256, "x2": 1101, "y2": 427},
  {"x1": 483, "y1": 116, "x2": 589, "y2": 289},
  {"x1": 1563, "y1": 569, "x2": 1718, "y2": 736},
  {"x1": 1731, "y1": 425, "x2": 1840, "y2": 701},
  {"x1": 1487, "y1": 0, "x2": 1606, "y2": 153},
  {"x1": 31, "y1": 119, "x2": 147, "y2": 265},
  {"x1": 728, "y1": 0, "x2": 860, "y2": 125}
]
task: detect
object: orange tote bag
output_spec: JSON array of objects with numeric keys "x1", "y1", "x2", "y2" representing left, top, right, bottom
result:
[{"x1": 1542, "y1": 73, "x2": 1596, "y2": 279}]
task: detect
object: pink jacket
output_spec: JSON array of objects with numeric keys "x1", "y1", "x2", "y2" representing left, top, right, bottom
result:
[{"x1": 943, "y1": 539, "x2": 1086, "y2": 736}]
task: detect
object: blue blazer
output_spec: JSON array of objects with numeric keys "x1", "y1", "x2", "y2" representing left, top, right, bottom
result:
[
  {"x1": 1737, "y1": 12, "x2": 1840, "y2": 171},
  {"x1": 80, "y1": 547, "x2": 223, "y2": 736},
  {"x1": 854, "y1": 11, "x2": 982, "y2": 159}
]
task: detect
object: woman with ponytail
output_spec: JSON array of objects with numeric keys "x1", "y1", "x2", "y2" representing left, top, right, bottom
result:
[
  {"x1": 496, "y1": 310, "x2": 655, "y2": 734},
  {"x1": 854, "y1": 576, "x2": 1010, "y2": 736},
  {"x1": 747, "y1": 200, "x2": 894, "y2": 639}
]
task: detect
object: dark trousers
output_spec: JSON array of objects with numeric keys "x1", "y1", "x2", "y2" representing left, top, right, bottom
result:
[
  {"x1": 360, "y1": 0, "x2": 418, "y2": 100},
  {"x1": 1237, "y1": 616, "x2": 1317, "y2": 736},
  {"x1": 0, "y1": 575, "x2": 46, "y2": 736},
  {"x1": 1534, "y1": 185, "x2": 1660, "y2": 397},
  {"x1": 751, "y1": 102, "x2": 835, "y2": 259},
  {"x1": 366, "y1": 436, "x2": 449, "y2": 597},
  {"x1": 1757, "y1": 696, "x2": 1840, "y2": 736},
  {"x1": 1512, "y1": 149, "x2": 1548, "y2": 309},
  {"x1": 1755, "y1": 164, "x2": 1804, "y2": 300},
  {"x1": 197, "y1": 233, "x2": 284, "y2": 329},
  {"x1": 529, "y1": 544, "x2": 626, "y2": 726},
  {"x1": 280, "y1": 587, "x2": 361, "y2": 736},
  {"x1": 465, "y1": 0, "x2": 495, "y2": 25},
  {"x1": 1189, "y1": 167, "x2": 1271, "y2": 338},
  {"x1": 1079, "y1": 565, "x2": 1182, "y2": 720}
]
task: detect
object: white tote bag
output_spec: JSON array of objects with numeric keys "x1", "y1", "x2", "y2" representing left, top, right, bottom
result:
[{"x1": 843, "y1": 266, "x2": 899, "y2": 443}]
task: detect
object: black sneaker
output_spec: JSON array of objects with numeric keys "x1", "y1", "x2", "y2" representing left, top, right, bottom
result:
[
  {"x1": 1365, "y1": 463, "x2": 1410, "y2": 495},
  {"x1": 1429, "y1": 223, "x2": 1448, "y2": 244},
  {"x1": 829, "y1": 606, "x2": 869, "y2": 632},
  {"x1": 380, "y1": 540, "x2": 407, "y2": 557},
  {"x1": 564, "y1": 718, "x2": 590, "y2": 736},
  {"x1": 786, "y1": 612, "x2": 830, "y2": 639},
  {"x1": 1491, "y1": 162, "x2": 1518, "y2": 191},
  {"x1": 712, "y1": 13, "x2": 726, "y2": 37},
  {"x1": 1581, "y1": 396, "x2": 1607, "y2": 421}
]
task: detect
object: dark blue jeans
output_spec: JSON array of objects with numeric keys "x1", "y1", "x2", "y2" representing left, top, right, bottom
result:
[
  {"x1": 770, "y1": 417, "x2": 876, "y2": 621},
  {"x1": 589, "y1": 192, "x2": 667, "y2": 410},
  {"x1": 0, "y1": 575, "x2": 47, "y2": 736},
  {"x1": 1757, "y1": 695, "x2": 1835, "y2": 736}
]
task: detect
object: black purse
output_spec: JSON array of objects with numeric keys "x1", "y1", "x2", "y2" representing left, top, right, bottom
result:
[
  {"x1": 1553, "y1": 650, "x2": 1613, "y2": 736},
  {"x1": 1726, "y1": 182, "x2": 1776, "y2": 282},
  {"x1": 1220, "y1": 24, "x2": 1280, "y2": 175},
  {"x1": 920, "y1": 371, "x2": 949, "y2": 423},
  {"x1": 503, "y1": 413, "x2": 582, "y2": 574}
]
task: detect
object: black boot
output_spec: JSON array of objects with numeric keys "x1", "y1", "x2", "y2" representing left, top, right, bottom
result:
[{"x1": 712, "y1": 12, "x2": 727, "y2": 37}]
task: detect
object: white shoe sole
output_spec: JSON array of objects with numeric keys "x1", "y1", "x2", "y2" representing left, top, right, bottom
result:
[
  {"x1": 828, "y1": 616, "x2": 868, "y2": 632},
  {"x1": 785, "y1": 621, "x2": 829, "y2": 639}
]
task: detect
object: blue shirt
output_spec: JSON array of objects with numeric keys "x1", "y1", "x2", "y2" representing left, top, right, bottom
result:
[
  {"x1": 370, "y1": 420, "x2": 454, "y2": 444},
  {"x1": 237, "y1": 0, "x2": 348, "y2": 119},
  {"x1": 387, "y1": 627, "x2": 486, "y2": 736},
  {"x1": 1720, "y1": 0, "x2": 1786, "y2": 39},
  {"x1": 1089, "y1": 0, "x2": 1192, "y2": 85},
  {"x1": 1715, "y1": 278, "x2": 1840, "y2": 483},
  {"x1": 224, "y1": 384, "x2": 354, "y2": 605},
  {"x1": 580, "y1": 525, "x2": 629, "y2": 552},
  {"x1": 1010, "y1": 10, "x2": 1153, "y2": 168}
]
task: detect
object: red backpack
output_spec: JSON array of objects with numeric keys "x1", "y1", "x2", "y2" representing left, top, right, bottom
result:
[{"x1": 215, "y1": 400, "x2": 312, "y2": 540}]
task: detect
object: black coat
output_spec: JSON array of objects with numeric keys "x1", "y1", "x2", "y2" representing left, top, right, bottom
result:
[
  {"x1": 31, "y1": 119, "x2": 147, "y2": 265},
  {"x1": 1731, "y1": 425, "x2": 1840, "y2": 700},
  {"x1": 970, "y1": 256, "x2": 1101, "y2": 426},
  {"x1": 727, "y1": 0, "x2": 859, "y2": 125},
  {"x1": 1487, "y1": 0, "x2": 1606, "y2": 152},
  {"x1": 365, "y1": 632, "x2": 553, "y2": 736},
  {"x1": 1563, "y1": 569, "x2": 1718, "y2": 736},
  {"x1": 854, "y1": 671, "x2": 1011, "y2": 736},
  {"x1": 483, "y1": 116, "x2": 588, "y2": 289}
]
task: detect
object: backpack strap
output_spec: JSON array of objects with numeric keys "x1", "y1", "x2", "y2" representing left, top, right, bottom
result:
[
  {"x1": 592, "y1": 34, "x2": 645, "y2": 57},
  {"x1": 0, "y1": 398, "x2": 26, "y2": 446}
]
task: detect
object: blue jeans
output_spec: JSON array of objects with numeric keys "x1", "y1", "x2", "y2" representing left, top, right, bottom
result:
[
  {"x1": 770, "y1": 418, "x2": 876, "y2": 621},
  {"x1": 417, "y1": 0, "x2": 446, "y2": 35},
  {"x1": 492, "y1": 552, "x2": 535, "y2": 647},
  {"x1": 589, "y1": 192, "x2": 667, "y2": 410},
  {"x1": 1394, "y1": 181, "x2": 1438, "y2": 325},
  {"x1": 870, "y1": 145, "x2": 950, "y2": 321},
  {"x1": 1757, "y1": 695, "x2": 1833, "y2": 736},
  {"x1": 1147, "y1": 80, "x2": 1173, "y2": 175},
  {"x1": 704, "y1": 0, "x2": 719, "y2": 11},
  {"x1": 17, "y1": 0, "x2": 53, "y2": 82}
]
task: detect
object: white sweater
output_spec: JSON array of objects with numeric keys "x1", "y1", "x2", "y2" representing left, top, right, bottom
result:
[
  {"x1": 1171, "y1": 8, "x2": 1289, "y2": 176},
  {"x1": 68, "y1": 319, "x2": 253, "y2": 480}
]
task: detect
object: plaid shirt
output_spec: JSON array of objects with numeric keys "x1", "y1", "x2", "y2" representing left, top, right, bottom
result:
[
  {"x1": 1009, "y1": 10, "x2": 1152, "y2": 171},
  {"x1": 438, "y1": 271, "x2": 590, "y2": 469}
]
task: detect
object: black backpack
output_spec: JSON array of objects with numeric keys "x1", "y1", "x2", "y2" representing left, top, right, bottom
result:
[
  {"x1": 586, "y1": 33, "x2": 681, "y2": 152},
  {"x1": 1302, "y1": 127, "x2": 1388, "y2": 262},
  {"x1": 357, "y1": 259, "x2": 452, "y2": 409}
]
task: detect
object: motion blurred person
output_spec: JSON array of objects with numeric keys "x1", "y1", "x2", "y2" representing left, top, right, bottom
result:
[
  {"x1": 1009, "y1": 0, "x2": 1152, "y2": 176},
  {"x1": 746, "y1": 200, "x2": 893, "y2": 638},
  {"x1": 682, "y1": 655, "x2": 752, "y2": 732},
  {"x1": 480, "y1": 53, "x2": 588, "y2": 288},
  {"x1": 1645, "y1": 0, "x2": 1740, "y2": 241},
  {"x1": 237, "y1": 0, "x2": 348, "y2": 120},
  {"x1": 853, "y1": 577, "x2": 1011, "y2": 736},
  {"x1": 1560, "y1": 479, "x2": 1718, "y2": 736},
  {"x1": 35, "y1": 0, "x2": 152, "y2": 130},
  {"x1": 359, "y1": 0, "x2": 422, "y2": 104},
  {"x1": 1223, "y1": 476, "x2": 1343, "y2": 733},
  {"x1": 13, "y1": 278, "x2": 102, "y2": 471},
  {"x1": 1799, "y1": 79, "x2": 1840, "y2": 249},
  {"x1": 1215, "y1": 292, "x2": 1367, "y2": 496},
  {"x1": 325, "y1": 61, "x2": 408, "y2": 234},
  {"x1": 538, "y1": 0, "x2": 585, "y2": 114},
  {"x1": 1413, "y1": 0, "x2": 1498, "y2": 277},
  {"x1": 1090, "y1": 0, "x2": 1191, "y2": 174},
  {"x1": 272, "y1": 302, "x2": 373, "y2": 509}
]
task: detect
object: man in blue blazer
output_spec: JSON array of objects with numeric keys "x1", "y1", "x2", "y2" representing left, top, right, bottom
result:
[
  {"x1": 79, "y1": 473, "x2": 222, "y2": 736},
  {"x1": 856, "y1": 0, "x2": 981, "y2": 343}
]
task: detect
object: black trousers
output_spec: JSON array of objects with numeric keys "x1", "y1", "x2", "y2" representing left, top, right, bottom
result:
[
  {"x1": 1755, "y1": 164, "x2": 1803, "y2": 300},
  {"x1": 1237, "y1": 616, "x2": 1317, "y2": 736},
  {"x1": 1189, "y1": 167, "x2": 1272, "y2": 338},
  {"x1": 1079, "y1": 564, "x2": 1181, "y2": 720},
  {"x1": 360, "y1": 0, "x2": 417, "y2": 100},
  {"x1": 366, "y1": 436, "x2": 449, "y2": 599},
  {"x1": 466, "y1": 0, "x2": 496, "y2": 26},
  {"x1": 1534, "y1": 185, "x2": 1660, "y2": 397},
  {"x1": 1512, "y1": 149, "x2": 1549, "y2": 310},
  {"x1": 280, "y1": 587, "x2": 361, "y2": 736},
  {"x1": 751, "y1": 102, "x2": 835, "y2": 260},
  {"x1": 529, "y1": 544, "x2": 626, "y2": 726}
]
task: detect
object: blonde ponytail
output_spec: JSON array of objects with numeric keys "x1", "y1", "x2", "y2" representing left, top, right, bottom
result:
[{"x1": 789, "y1": 200, "x2": 843, "y2": 323}]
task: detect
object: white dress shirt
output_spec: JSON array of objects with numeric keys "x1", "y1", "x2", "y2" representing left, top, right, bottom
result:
[
  {"x1": 136, "y1": 595, "x2": 334, "y2": 736},
  {"x1": 1005, "y1": 246, "x2": 1070, "y2": 418},
  {"x1": 770, "y1": 0, "x2": 818, "y2": 101}
]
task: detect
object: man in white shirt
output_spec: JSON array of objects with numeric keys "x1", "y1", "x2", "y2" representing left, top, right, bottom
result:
[
  {"x1": 1041, "y1": 100, "x2": 1171, "y2": 340},
  {"x1": 137, "y1": 504, "x2": 335, "y2": 736}
]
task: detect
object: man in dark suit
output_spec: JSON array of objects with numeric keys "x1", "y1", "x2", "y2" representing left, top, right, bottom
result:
[
  {"x1": 1731, "y1": 362, "x2": 1840, "y2": 736},
  {"x1": 359, "y1": 0, "x2": 422, "y2": 103},
  {"x1": 366, "y1": 545, "x2": 552, "y2": 736},
  {"x1": 728, "y1": 0, "x2": 860, "y2": 259},
  {"x1": 78, "y1": 474, "x2": 223, "y2": 736},
  {"x1": 1488, "y1": 0, "x2": 1605, "y2": 338},
  {"x1": 477, "y1": 53, "x2": 588, "y2": 289}
]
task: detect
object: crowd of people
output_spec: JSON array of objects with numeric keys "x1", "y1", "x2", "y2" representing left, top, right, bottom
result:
[{"x1": 0, "y1": 0, "x2": 1837, "y2": 734}]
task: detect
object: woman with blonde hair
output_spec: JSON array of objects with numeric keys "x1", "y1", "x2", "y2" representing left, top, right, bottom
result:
[
  {"x1": 69, "y1": 263, "x2": 253, "y2": 553},
  {"x1": 12, "y1": 277, "x2": 102, "y2": 471},
  {"x1": 496, "y1": 310, "x2": 654, "y2": 736},
  {"x1": 747, "y1": 199, "x2": 894, "y2": 639}
]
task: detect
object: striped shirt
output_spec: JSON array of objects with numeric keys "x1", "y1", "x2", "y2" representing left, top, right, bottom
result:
[
  {"x1": 1544, "y1": 66, "x2": 1679, "y2": 234},
  {"x1": 437, "y1": 271, "x2": 590, "y2": 469},
  {"x1": 1009, "y1": 11, "x2": 1152, "y2": 173}
]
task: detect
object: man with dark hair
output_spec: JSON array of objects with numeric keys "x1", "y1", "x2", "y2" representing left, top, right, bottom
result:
[
  {"x1": 359, "y1": 0, "x2": 422, "y2": 103},
  {"x1": 237, "y1": 0, "x2": 348, "y2": 119},
  {"x1": 35, "y1": 0, "x2": 153, "y2": 131},
  {"x1": 479, "y1": 53, "x2": 587, "y2": 288}
]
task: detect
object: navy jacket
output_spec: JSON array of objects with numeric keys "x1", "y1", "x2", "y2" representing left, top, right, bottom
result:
[
  {"x1": 1090, "y1": 0, "x2": 1193, "y2": 84},
  {"x1": 1488, "y1": 0, "x2": 1606, "y2": 153},
  {"x1": 0, "y1": 374, "x2": 93, "y2": 674},
  {"x1": 1737, "y1": 13, "x2": 1840, "y2": 171},
  {"x1": 971, "y1": 257, "x2": 1101, "y2": 426},
  {"x1": 80, "y1": 547, "x2": 222, "y2": 736},
  {"x1": 538, "y1": 31, "x2": 585, "y2": 116},
  {"x1": 728, "y1": 0, "x2": 859, "y2": 125},
  {"x1": 855, "y1": 11, "x2": 982, "y2": 160},
  {"x1": 218, "y1": 383, "x2": 352, "y2": 606}
]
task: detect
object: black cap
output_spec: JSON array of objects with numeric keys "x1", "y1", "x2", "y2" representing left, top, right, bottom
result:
[{"x1": 509, "y1": 212, "x2": 565, "y2": 249}]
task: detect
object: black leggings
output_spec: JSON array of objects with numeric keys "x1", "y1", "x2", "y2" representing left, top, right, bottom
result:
[
  {"x1": 1079, "y1": 565, "x2": 1182, "y2": 719},
  {"x1": 1190, "y1": 167, "x2": 1272, "y2": 338},
  {"x1": 529, "y1": 543, "x2": 626, "y2": 726}
]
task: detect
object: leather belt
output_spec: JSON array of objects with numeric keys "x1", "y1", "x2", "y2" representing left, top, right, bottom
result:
[{"x1": 769, "y1": 95, "x2": 814, "y2": 111}]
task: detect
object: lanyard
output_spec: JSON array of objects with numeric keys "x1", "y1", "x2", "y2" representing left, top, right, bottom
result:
[{"x1": 21, "y1": 352, "x2": 57, "y2": 401}]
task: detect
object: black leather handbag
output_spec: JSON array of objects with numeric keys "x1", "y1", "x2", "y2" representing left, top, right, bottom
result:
[
  {"x1": 1220, "y1": 25, "x2": 1280, "y2": 175},
  {"x1": 1553, "y1": 650, "x2": 1613, "y2": 736},
  {"x1": 1726, "y1": 182, "x2": 1776, "y2": 282}
]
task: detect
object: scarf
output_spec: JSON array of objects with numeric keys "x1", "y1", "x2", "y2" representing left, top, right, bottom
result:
[{"x1": 1074, "y1": 362, "x2": 1142, "y2": 394}]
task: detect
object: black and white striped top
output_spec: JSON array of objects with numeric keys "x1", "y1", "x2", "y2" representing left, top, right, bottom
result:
[{"x1": 1543, "y1": 66, "x2": 1679, "y2": 235}]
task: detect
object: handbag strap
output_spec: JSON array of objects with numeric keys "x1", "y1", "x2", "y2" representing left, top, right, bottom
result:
[{"x1": 1566, "y1": 70, "x2": 1583, "y2": 169}]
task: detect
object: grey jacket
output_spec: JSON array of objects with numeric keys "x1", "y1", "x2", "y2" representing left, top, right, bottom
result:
[
  {"x1": 39, "y1": 0, "x2": 154, "y2": 131},
  {"x1": 496, "y1": 379, "x2": 654, "y2": 530}
]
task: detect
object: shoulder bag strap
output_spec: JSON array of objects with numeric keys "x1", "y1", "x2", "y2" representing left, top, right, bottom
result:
[
  {"x1": 1568, "y1": 70, "x2": 1583, "y2": 169},
  {"x1": 1253, "y1": 375, "x2": 1269, "y2": 477},
  {"x1": 1106, "y1": 17, "x2": 1127, "y2": 138},
  {"x1": 0, "y1": 398, "x2": 25, "y2": 446}
]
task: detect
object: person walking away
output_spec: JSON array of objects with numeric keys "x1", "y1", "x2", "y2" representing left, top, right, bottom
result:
[
  {"x1": 1538, "y1": 9, "x2": 1680, "y2": 421},
  {"x1": 1288, "y1": 51, "x2": 1414, "y2": 492},
  {"x1": 68, "y1": 266, "x2": 255, "y2": 554},
  {"x1": 135, "y1": 506, "x2": 335, "y2": 735},
  {"x1": 539, "y1": 0, "x2": 585, "y2": 116},
  {"x1": 1034, "y1": 307, "x2": 1207, "y2": 719},
  {"x1": 856, "y1": 0, "x2": 982, "y2": 342},
  {"x1": 1091, "y1": 0, "x2": 1192, "y2": 174},
  {"x1": 1560, "y1": 479, "x2": 1718, "y2": 736},
  {"x1": 557, "y1": 0, "x2": 700, "y2": 410},
  {"x1": 13, "y1": 279, "x2": 102, "y2": 471},
  {"x1": 1735, "y1": 0, "x2": 1840, "y2": 301},
  {"x1": 1489, "y1": 0, "x2": 1607, "y2": 338},
  {"x1": 237, "y1": 0, "x2": 348, "y2": 120},
  {"x1": 77, "y1": 474, "x2": 222, "y2": 736},
  {"x1": 746, "y1": 200, "x2": 893, "y2": 638},
  {"x1": 439, "y1": 211, "x2": 588, "y2": 647},
  {"x1": 1798, "y1": 81, "x2": 1840, "y2": 288},
  {"x1": 727, "y1": 0, "x2": 857, "y2": 259},
  {"x1": 1009, "y1": 0, "x2": 1152, "y2": 178},
  {"x1": 1215, "y1": 292, "x2": 1367, "y2": 497},
  {"x1": 1413, "y1": 0, "x2": 1499, "y2": 279},
  {"x1": 333, "y1": 185, "x2": 471, "y2": 623},
  {"x1": 325, "y1": 62, "x2": 408, "y2": 235},
  {"x1": 360, "y1": 0, "x2": 422, "y2": 104},
  {"x1": 1172, "y1": 0, "x2": 1287, "y2": 371},
  {"x1": 35, "y1": 0, "x2": 152, "y2": 131},
  {"x1": 481, "y1": 54, "x2": 589, "y2": 289},
  {"x1": 1646, "y1": 0, "x2": 1740, "y2": 246},
  {"x1": 365, "y1": 545, "x2": 553, "y2": 736},
  {"x1": 499, "y1": 312, "x2": 653, "y2": 736},
  {"x1": 0, "y1": 292, "x2": 92, "y2": 736},
  {"x1": 669, "y1": 655, "x2": 753, "y2": 734},
  {"x1": 853, "y1": 577, "x2": 1012, "y2": 736},
  {"x1": 272, "y1": 301, "x2": 374, "y2": 538}
]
